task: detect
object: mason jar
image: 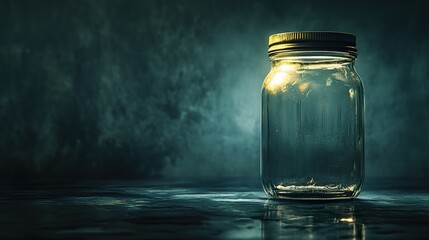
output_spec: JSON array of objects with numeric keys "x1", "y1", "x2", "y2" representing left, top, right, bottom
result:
[{"x1": 261, "y1": 32, "x2": 364, "y2": 200}]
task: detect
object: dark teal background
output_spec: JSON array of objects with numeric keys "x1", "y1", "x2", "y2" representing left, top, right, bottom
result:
[{"x1": 0, "y1": 0, "x2": 428, "y2": 181}]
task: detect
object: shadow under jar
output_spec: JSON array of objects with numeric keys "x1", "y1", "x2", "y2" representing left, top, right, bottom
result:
[{"x1": 261, "y1": 32, "x2": 364, "y2": 200}]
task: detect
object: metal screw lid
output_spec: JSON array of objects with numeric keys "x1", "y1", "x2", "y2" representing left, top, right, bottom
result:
[{"x1": 268, "y1": 31, "x2": 357, "y2": 57}]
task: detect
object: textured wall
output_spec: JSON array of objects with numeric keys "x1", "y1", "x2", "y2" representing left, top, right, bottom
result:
[{"x1": 0, "y1": 0, "x2": 428, "y2": 181}]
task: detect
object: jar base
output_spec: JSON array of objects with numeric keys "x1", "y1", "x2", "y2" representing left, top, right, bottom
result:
[{"x1": 264, "y1": 184, "x2": 360, "y2": 200}]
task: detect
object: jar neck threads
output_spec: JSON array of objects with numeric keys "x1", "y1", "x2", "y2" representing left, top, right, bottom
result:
[{"x1": 270, "y1": 51, "x2": 356, "y2": 62}]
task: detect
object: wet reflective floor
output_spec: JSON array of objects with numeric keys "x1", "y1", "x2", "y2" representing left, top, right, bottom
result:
[{"x1": 0, "y1": 179, "x2": 428, "y2": 239}]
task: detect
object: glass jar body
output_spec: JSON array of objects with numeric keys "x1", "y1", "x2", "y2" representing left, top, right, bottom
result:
[{"x1": 261, "y1": 54, "x2": 364, "y2": 200}]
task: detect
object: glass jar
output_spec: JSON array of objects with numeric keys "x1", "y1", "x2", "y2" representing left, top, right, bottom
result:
[{"x1": 261, "y1": 32, "x2": 364, "y2": 200}]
